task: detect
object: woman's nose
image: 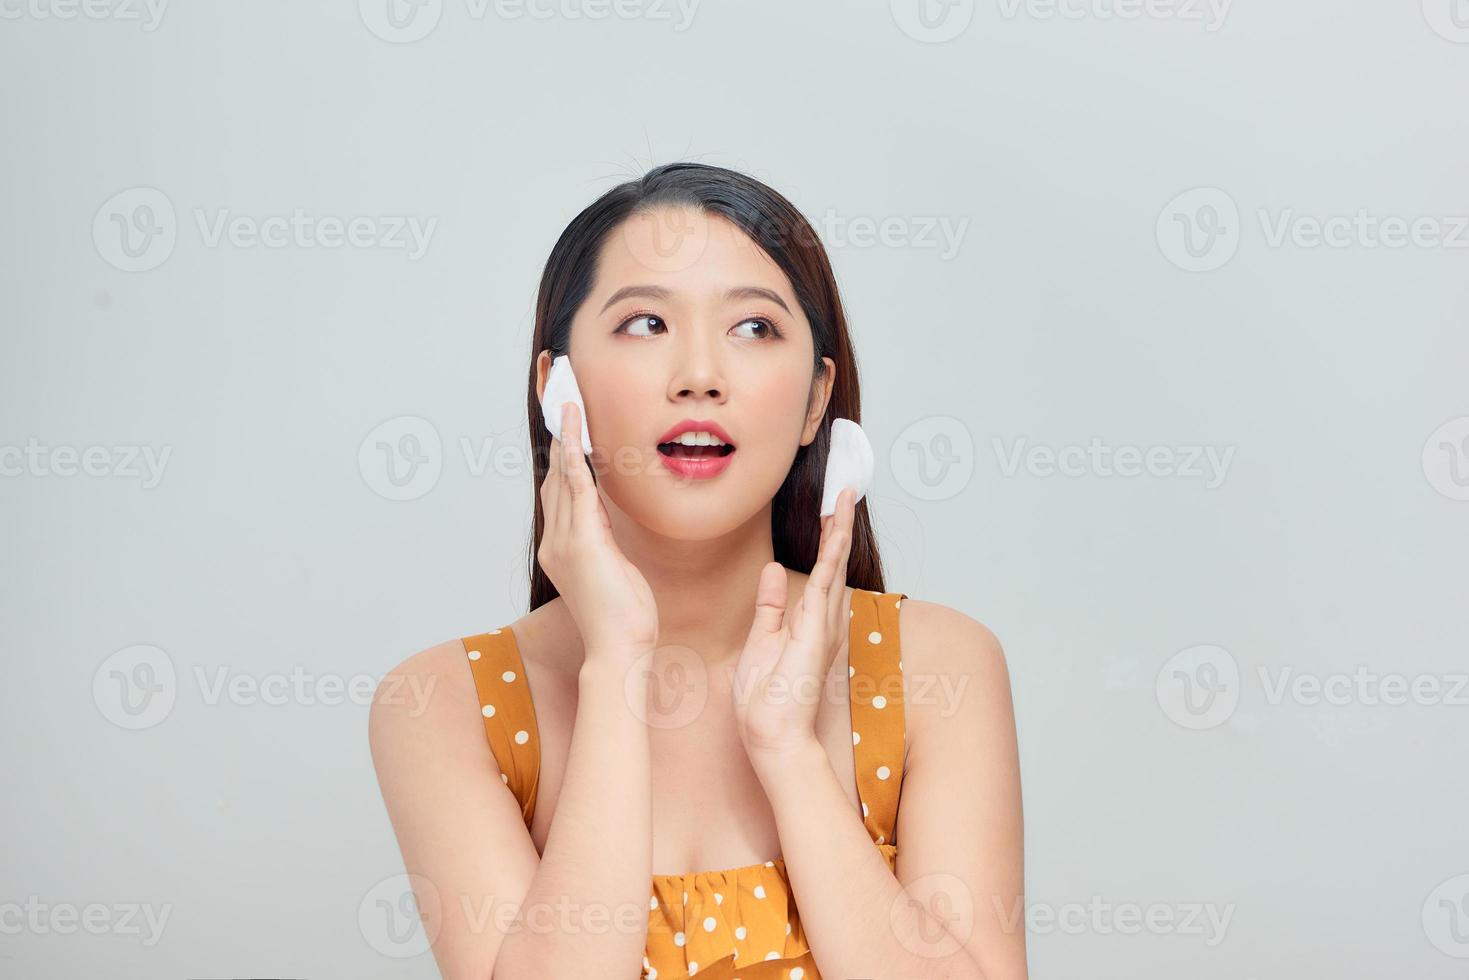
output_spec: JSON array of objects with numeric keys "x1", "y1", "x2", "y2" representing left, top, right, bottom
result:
[{"x1": 668, "y1": 334, "x2": 727, "y2": 402}]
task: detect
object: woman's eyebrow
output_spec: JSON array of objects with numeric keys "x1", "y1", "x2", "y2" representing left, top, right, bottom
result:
[
  {"x1": 599, "y1": 284, "x2": 672, "y2": 312},
  {"x1": 725, "y1": 285, "x2": 792, "y2": 315},
  {"x1": 599, "y1": 284, "x2": 792, "y2": 315}
]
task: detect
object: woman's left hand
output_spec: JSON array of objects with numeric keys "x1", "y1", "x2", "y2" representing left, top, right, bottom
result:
[{"x1": 733, "y1": 486, "x2": 857, "y2": 772}]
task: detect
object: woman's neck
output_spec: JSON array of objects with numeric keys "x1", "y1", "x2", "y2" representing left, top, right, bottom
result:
[{"x1": 603, "y1": 499, "x2": 806, "y2": 665}]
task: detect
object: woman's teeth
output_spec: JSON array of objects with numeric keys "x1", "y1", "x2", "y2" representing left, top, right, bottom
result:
[
  {"x1": 667, "y1": 432, "x2": 727, "y2": 447},
  {"x1": 658, "y1": 433, "x2": 735, "y2": 457}
]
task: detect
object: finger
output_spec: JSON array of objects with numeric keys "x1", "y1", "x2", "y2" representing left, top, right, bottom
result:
[
  {"x1": 593, "y1": 475, "x2": 614, "y2": 532},
  {"x1": 748, "y1": 561, "x2": 789, "y2": 642},
  {"x1": 563, "y1": 401, "x2": 593, "y2": 536},
  {"x1": 827, "y1": 487, "x2": 856, "y2": 623},
  {"x1": 734, "y1": 565, "x2": 788, "y2": 716},
  {"x1": 543, "y1": 422, "x2": 562, "y2": 532},
  {"x1": 792, "y1": 488, "x2": 849, "y2": 648},
  {"x1": 555, "y1": 403, "x2": 573, "y2": 539}
]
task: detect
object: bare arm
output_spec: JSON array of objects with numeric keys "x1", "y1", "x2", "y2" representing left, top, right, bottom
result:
[
  {"x1": 750, "y1": 600, "x2": 1026, "y2": 979},
  {"x1": 369, "y1": 397, "x2": 662, "y2": 976},
  {"x1": 890, "y1": 600, "x2": 1026, "y2": 978},
  {"x1": 368, "y1": 639, "x2": 653, "y2": 979}
]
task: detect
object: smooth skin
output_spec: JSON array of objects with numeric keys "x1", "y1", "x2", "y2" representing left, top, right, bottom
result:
[{"x1": 368, "y1": 207, "x2": 1025, "y2": 979}]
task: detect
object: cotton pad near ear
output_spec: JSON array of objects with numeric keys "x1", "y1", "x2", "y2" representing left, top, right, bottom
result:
[
  {"x1": 541, "y1": 354, "x2": 593, "y2": 455},
  {"x1": 820, "y1": 418, "x2": 874, "y2": 517}
]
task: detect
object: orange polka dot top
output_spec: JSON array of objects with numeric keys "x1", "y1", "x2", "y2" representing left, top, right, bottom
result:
[{"x1": 462, "y1": 589, "x2": 909, "y2": 980}]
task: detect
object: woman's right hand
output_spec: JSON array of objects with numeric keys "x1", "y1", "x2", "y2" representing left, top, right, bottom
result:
[{"x1": 538, "y1": 401, "x2": 660, "y2": 662}]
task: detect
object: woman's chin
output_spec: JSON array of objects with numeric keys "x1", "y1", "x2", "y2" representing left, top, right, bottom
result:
[{"x1": 627, "y1": 491, "x2": 767, "y2": 542}]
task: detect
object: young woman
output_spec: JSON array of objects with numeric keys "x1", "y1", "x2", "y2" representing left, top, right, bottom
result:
[{"x1": 369, "y1": 163, "x2": 1026, "y2": 980}]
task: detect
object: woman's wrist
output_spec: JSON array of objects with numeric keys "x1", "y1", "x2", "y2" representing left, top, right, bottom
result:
[
  {"x1": 578, "y1": 649, "x2": 653, "y2": 699},
  {"x1": 748, "y1": 735, "x2": 828, "y2": 789}
]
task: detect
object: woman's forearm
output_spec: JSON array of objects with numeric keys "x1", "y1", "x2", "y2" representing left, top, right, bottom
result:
[
  {"x1": 493, "y1": 655, "x2": 653, "y2": 978},
  {"x1": 756, "y1": 739, "x2": 987, "y2": 980}
]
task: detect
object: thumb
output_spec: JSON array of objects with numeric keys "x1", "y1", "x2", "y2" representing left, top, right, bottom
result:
[{"x1": 749, "y1": 561, "x2": 788, "y2": 638}]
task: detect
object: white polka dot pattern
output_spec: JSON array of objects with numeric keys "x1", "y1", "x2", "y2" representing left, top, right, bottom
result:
[
  {"x1": 462, "y1": 630, "x2": 541, "y2": 828},
  {"x1": 847, "y1": 589, "x2": 909, "y2": 852}
]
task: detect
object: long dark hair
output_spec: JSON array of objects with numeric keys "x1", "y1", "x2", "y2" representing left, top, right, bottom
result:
[{"x1": 525, "y1": 162, "x2": 886, "y2": 611}]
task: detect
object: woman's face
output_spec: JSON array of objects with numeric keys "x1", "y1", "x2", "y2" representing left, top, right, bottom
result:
[{"x1": 538, "y1": 205, "x2": 834, "y2": 541}]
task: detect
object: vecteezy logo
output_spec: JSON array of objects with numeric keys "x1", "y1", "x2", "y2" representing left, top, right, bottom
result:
[
  {"x1": 359, "y1": 0, "x2": 443, "y2": 43},
  {"x1": 359, "y1": 416, "x2": 443, "y2": 501},
  {"x1": 92, "y1": 644, "x2": 177, "y2": 730},
  {"x1": 1422, "y1": 416, "x2": 1469, "y2": 501},
  {"x1": 1423, "y1": 0, "x2": 1469, "y2": 42},
  {"x1": 1156, "y1": 187, "x2": 1241, "y2": 272},
  {"x1": 1423, "y1": 874, "x2": 1469, "y2": 957},
  {"x1": 93, "y1": 187, "x2": 177, "y2": 272},
  {"x1": 626, "y1": 644, "x2": 709, "y2": 730},
  {"x1": 620, "y1": 205, "x2": 710, "y2": 274},
  {"x1": 892, "y1": 416, "x2": 974, "y2": 502},
  {"x1": 1155, "y1": 643, "x2": 1239, "y2": 730},
  {"x1": 890, "y1": 872, "x2": 973, "y2": 958},
  {"x1": 890, "y1": 0, "x2": 975, "y2": 42},
  {"x1": 359, "y1": 872, "x2": 440, "y2": 957}
]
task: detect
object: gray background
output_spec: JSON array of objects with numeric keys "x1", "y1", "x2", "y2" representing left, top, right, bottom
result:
[{"x1": 2, "y1": 0, "x2": 1467, "y2": 976}]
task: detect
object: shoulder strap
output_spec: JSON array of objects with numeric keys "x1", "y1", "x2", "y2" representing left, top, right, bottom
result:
[
  {"x1": 462, "y1": 628, "x2": 541, "y2": 828},
  {"x1": 847, "y1": 589, "x2": 908, "y2": 846}
]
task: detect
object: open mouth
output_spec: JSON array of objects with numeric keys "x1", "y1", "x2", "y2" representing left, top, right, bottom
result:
[{"x1": 658, "y1": 442, "x2": 736, "y2": 459}]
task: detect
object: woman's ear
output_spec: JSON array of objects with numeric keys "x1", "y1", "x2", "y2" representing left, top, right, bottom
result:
[
  {"x1": 800, "y1": 357, "x2": 837, "y2": 446},
  {"x1": 535, "y1": 349, "x2": 553, "y2": 404}
]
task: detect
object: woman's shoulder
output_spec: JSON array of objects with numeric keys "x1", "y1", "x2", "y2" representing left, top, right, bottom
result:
[
  {"x1": 892, "y1": 595, "x2": 1004, "y2": 668},
  {"x1": 367, "y1": 634, "x2": 482, "y2": 747},
  {"x1": 367, "y1": 607, "x2": 528, "y2": 732},
  {"x1": 368, "y1": 601, "x2": 578, "y2": 730},
  {"x1": 890, "y1": 594, "x2": 1011, "y2": 737}
]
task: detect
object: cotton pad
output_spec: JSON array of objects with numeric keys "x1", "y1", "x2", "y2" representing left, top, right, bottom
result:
[
  {"x1": 541, "y1": 354, "x2": 593, "y2": 455},
  {"x1": 819, "y1": 418, "x2": 874, "y2": 517}
]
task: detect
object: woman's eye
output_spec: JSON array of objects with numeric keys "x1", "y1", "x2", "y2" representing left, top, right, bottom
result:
[
  {"x1": 732, "y1": 318, "x2": 779, "y2": 340},
  {"x1": 617, "y1": 314, "x2": 780, "y2": 340},
  {"x1": 618, "y1": 314, "x2": 665, "y2": 337}
]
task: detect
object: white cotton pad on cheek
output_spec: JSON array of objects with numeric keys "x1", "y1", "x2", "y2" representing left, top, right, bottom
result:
[
  {"x1": 540, "y1": 354, "x2": 594, "y2": 455},
  {"x1": 819, "y1": 417, "x2": 874, "y2": 517}
]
